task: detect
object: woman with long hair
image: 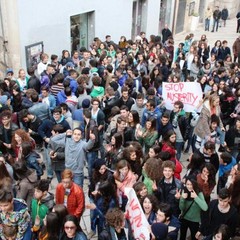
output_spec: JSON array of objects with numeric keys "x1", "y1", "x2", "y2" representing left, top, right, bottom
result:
[
  {"x1": 52, "y1": 204, "x2": 68, "y2": 235},
  {"x1": 161, "y1": 130, "x2": 182, "y2": 180},
  {"x1": 59, "y1": 215, "x2": 87, "y2": 240},
  {"x1": 137, "y1": 117, "x2": 158, "y2": 154},
  {"x1": 184, "y1": 153, "x2": 204, "y2": 181},
  {"x1": 86, "y1": 180, "x2": 118, "y2": 238},
  {"x1": 190, "y1": 55, "x2": 202, "y2": 80},
  {"x1": 141, "y1": 194, "x2": 159, "y2": 225},
  {"x1": 11, "y1": 129, "x2": 35, "y2": 162},
  {"x1": 194, "y1": 93, "x2": 226, "y2": 152},
  {"x1": 114, "y1": 160, "x2": 136, "y2": 210},
  {"x1": 105, "y1": 132, "x2": 123, "y2": 170},
  {"x1": 13, "y1": 161, "x2": 38, "y2": 209},
  {"x1": 211, "y1": 40, "x2": 222, "y2": 60},
  {"x1": 197, "y1": 163, "x2": 216, "y2": 203},
  {"x1": 128, "y1": 110, "x2": 141, "y2": 141},
  {"x1": 21, "y1": 141, "x2": 43, "y2": 179},
  {"x1": 142, "y1": 157, "x2": 163, "y2": 194},
  {"x1": 122, "y1": 146, "x2": 142, "y2": 179},
  {"x1": 39, "y1": 212, "x2": 61, "y2": 240},
  {"x1": 179, "y1": 177, "x2": 208, "y2": 240}
]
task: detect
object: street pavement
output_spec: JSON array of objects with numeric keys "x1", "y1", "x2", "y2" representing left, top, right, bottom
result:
[
  {"x1": 174, "y1": 17, "x2": 239, "y2": 57},
  {"x1": 47, "y1": 17, "x2": 239, "y2": 239}
]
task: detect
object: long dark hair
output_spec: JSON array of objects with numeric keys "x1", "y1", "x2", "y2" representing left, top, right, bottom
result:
[
  {"x1": 63, "y1": 215, "x2": 82, "y2": 233},
  {"x1": 40, "y1": 212, "x2": 60, "y2": 240},
  {"x1": 185, "y1": 176, "x2": 200, "y2": 195},
  {"x1": 97, "y1": 181, "x2": 118, "y2": 213},
  {"x1": 12, "y1": 161, "x2": 35, "y2": 183},
  {"x1": 163, "y1": 129, "x2": 176, "y2": 148},
  {"x1": 187, "y1": 153, "x2": 204, "y2": 174},
  {"x1": 112, "y1": 132, "x2": 123, "y2": 150},
  {"x1": 200, "y1": 163, "x2": 216, "y2": 187}
]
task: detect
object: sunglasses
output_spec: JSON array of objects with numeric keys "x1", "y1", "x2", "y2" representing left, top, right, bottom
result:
[{"x1": 64, "y1": 226, "x2": 76, "y2": 230}]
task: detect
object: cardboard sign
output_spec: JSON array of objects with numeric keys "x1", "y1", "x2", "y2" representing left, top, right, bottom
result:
[
  {"x1": 162, "y1": 82, "x2": 203, "y2": 112},
  {"x1": 125, "y1": 188, "x2": 150, "y2": 240}
]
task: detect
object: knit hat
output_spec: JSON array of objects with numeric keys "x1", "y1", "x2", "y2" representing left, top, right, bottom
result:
[
  {"x1": 82, "y1": 99, "x2": 90, "y2": 109},
  {"x1": 151, "y1": 223, "x2": 168, "y2": 240},
  {"x1": 66, "y1": 62, "x2": 74, "y2": 68},
  {"x1": 93, "y1": 159, "x2": 106, "y2": 170}
]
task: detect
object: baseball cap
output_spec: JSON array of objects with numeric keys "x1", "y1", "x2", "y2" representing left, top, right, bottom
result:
[
  {"x1": 6, "y1": 68, "x2": 14, "y2": 74},
  {"x1": 66, "y1": 62, "x2": 75, "y2": 68}
]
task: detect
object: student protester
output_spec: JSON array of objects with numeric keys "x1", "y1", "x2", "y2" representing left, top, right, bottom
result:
[
  {"x1": 48, "y1": 124, "x2": 66, "y2": 183},
  {"x1": 170, "y1": 100, "x2": 189, "y2": 160},
  {"x1": 51, "y1": 128, "x2": 95, "y2": 187},
  {"x1": 38, "y1": 212, "x2": 60, "y2": 240},
  {"x1": 153, "y1": 160, "x2": 183, "y2": 217},
  {"x1": 59, "y1": 215, "x2": 87, "y2": 240},
  {"x1": 155, "y1": 203, "x2": 181, "y2": 240},
  {"x1": 55, "y1": 169, "x2": 85, "y2": 221},
  {"x1": 31, "y1": 179, "x2": 55, "y2": 238},
  {"x1": 140, "y1": 194, "x2": 159, "y2": 225},
  {"x1": 197, "y1": 163, "x2": 216, "y2": 203},
  {"x1": 0, "y1": 188, "x2": 32, "y2": 240},
  {"x1": 0, "y1": 110, "x2": 19, "y2": 155},
  {"x1": 198, "y1": 140, "x2": 219, "y2": 170},
  {"x1": 98, "y1": 208, "x2": 134, "y2": 240},
  {"x1": 179, "y1": 177, "x2": 208, "y2": 240},
  {"x1": 86, "y1": 180, "x2": 117, "y2": 238},
  {"x1": 113, "y1": 160, "x2": 136, "y2": 210},
  {"x1": 196, "y1": 188, "x2": 238, "y2": 239},
  {"x1": 13, "y1": 161, "x2": 38, "y2": 209}
]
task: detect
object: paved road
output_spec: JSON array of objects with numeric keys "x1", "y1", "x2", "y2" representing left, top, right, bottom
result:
[{"x1": 174, "y1": 17, "x2": 239, "y2": 56}]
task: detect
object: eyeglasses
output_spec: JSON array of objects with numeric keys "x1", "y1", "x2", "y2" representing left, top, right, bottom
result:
[{"x1": 64, "y1": 226, "x2": 76, "y2": 230}]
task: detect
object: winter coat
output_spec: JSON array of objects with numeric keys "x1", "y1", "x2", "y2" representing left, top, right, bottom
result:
[
  {"x1": 194, "y1": 100, "x2": 223, "y2": 139},
  {"x1": 99, "y1": 220, "x2": 134, "y2": 240},
  {"x1": 55, "y1": 182, "x2": 85, "y2": 219},
  {"x1": 48, "y1": 135, "x2": 65, "y2": 172},
  {"x1": 31, "y1": 192, "x2": 55, "y2": 229},
  {"x1": 221, "y1": 8, "x2": 228, "y2": 20},
  {"x1": 233, "y1": 38, "x2": 240, "y2": 57},
  {"x1": 25, "y1": 151, "x2": 43, "y2": 178},
  {"x1": 15, "y1": 170, "x2": 38, "y2": 209},
  {"x1": 0, "y1": 198, "x2": 32, "y2": 240},
  {"x1": 154, "y1": 177, "x2": 182, "y2": 217}
]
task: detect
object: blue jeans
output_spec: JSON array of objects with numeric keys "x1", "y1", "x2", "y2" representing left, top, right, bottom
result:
[
  {"x1": 73, "y1": 172, "x2": 84, "y2": 188},
  {"x1": 216, "y1": 127, "x2": 225, "y2": 145},
  {"x1": 44, "y1": 145, "x2": 53, "y2": 178},
  {"x1": 55, "y1": 170, "x2": 62, "y2": 183},
  {"x1": 205, "y1": 18, "x2": 210, "y2": 31},
  {"x1": 86, "y1": 151, "x2": 98, "y2": 184},
  {"x1": 212, "y1": 19, "x2": 219, "y2": 31},
  {"x1": 176, "y1": 141, "x2": 184, "y2": 161}
]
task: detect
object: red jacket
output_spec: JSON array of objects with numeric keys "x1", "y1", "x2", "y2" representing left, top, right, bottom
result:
[
  {"x1": 161, "y1": 143, "x2": 182, "y2": 179},
  {"x1": 55, "y1": 182, "x2": 85, "y2": 219}
]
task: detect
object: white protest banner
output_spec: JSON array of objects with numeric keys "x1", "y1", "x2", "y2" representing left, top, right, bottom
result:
[
  {"x1": 124, "y1": 188, "x2": 150, "y2": 240},
  {"x1": 162, "y1": 82, "x2": 203, "y2": 112}
]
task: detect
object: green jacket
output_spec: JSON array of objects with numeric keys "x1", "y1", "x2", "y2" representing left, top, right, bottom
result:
[
  {"x1": 179, "y1": 192, "x2": 208, "y2": 223},
  {"x1": 138, "y1": 129, "x2": 158, "y2": 153},
  {"x1": 31, "y1": 192, "x2": 55, "y2": 228},
  {"x1": 142, "y1": 170, "x2": 153, "y2": 194}
]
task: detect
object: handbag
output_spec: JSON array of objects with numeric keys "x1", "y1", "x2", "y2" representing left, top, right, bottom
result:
[{"x1": 179, "y1": 200, "x2": 194, "y2": 220}]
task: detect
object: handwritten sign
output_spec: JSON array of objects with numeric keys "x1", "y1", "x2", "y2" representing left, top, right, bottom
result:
[
  {"x1": 125, "y1": 188, "x2": 150, "y2": 240},
  {"x1": 162, "y1": 82, "x2": 203, "y2": 112}
]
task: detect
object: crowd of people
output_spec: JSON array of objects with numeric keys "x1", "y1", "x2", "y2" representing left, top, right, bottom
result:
[{"x1": 1, "y1": 19, "x2": 240, "y2": 240}]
